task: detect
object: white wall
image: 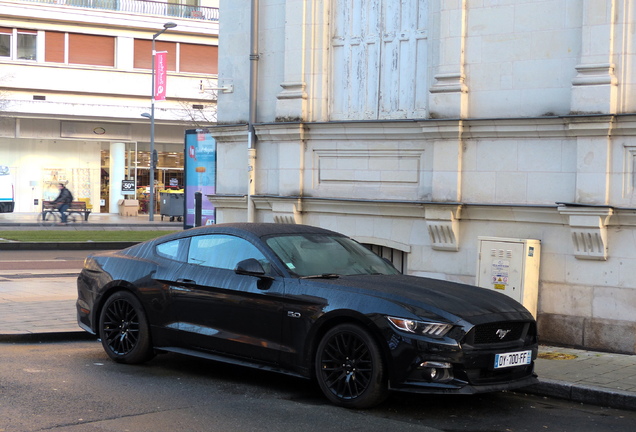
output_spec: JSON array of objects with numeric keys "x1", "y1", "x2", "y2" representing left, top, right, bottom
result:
[{"x1": 211, "y1": 0, "x2": 636, "y2": 353}]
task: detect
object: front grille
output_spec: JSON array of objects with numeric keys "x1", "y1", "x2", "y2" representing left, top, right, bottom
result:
[{"x1": 469, "y1": 321, "x2": 530, "y2": 345}]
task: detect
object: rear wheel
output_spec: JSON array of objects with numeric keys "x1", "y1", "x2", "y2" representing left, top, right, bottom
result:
[
  {"x1": 98, "y1": 291, "x2": 155, "y2": 364},
  {"x1": 37, "y1": 211, "x2": 58, "y2": 226},
  {"x1": 67, "y1": 212, "x2": 80, "y2": 224},
  {"x1": 315, "y1": 323, "x2": 388, "y2": 408}
]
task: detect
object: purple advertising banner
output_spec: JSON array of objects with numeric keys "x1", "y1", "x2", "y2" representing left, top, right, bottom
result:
[{"x1": 184, "y1": 130, "x2": 216, "y2": 228}]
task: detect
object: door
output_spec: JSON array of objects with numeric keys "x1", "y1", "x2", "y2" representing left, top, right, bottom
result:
[{"x1": 170, "y1": 234, "x2": 284, "y2": 364}]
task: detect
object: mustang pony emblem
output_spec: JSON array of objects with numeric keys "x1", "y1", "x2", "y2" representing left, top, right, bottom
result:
[{"x1": 496, "y1": 329, "x2": 511, "y2": 339}]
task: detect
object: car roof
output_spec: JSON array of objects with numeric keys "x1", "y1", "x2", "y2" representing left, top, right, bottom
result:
[{"x1": 176, "y1": 223, "x2": 344, "y2": 239}]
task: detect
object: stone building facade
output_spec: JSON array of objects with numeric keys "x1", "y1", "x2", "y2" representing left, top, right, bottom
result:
[{"x1": 210, "y1": 0, "x2": 636, "y2": 354}]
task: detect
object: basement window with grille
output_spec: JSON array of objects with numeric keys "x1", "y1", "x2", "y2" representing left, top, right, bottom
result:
[{"x1": 363, "y1": 244, "x2": 407, "y2": 274}]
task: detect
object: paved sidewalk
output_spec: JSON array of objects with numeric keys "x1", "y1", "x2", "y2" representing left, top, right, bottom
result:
[
  {"x1": 0, "y1": 213, "x2": 635, "y2": 411},
  {"x1": 0, "y1": 270, "x2": 81, "y2": 337},
  {"x1": 0, "y1": 211, "x2": 182, "y2": 229}
]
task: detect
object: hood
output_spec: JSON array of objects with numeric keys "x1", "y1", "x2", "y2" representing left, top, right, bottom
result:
[{"x1": 309, "y1": 274, "x2": 534, "y2": 324}]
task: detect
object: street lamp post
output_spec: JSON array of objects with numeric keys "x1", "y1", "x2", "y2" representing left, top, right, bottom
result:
[{"x1": 147, "y1": 22, "x2": 177, "y2": 221}]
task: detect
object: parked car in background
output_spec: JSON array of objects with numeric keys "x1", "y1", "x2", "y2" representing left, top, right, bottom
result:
[
  {"x1": 0, "y1": 165, "x2": 15, "y2": 213},
  {"x1": 77, "y1": 223, "x2": 538, "y2": 408}
]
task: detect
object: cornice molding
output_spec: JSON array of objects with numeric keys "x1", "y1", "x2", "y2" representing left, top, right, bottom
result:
[{"x1": 206, "y1": 116, "x2": 636, "y2": 144}]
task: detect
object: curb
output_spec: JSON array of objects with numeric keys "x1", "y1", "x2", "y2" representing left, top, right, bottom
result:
[
  {"x1": 523, "y1": 378, "x2": 636, "y2": 411},
  {"x1": 0, "y1": 242, "x2": 139, "y2": 250},
  {"x1": 0, "y1": 331, "x2": 98, "y2": 343}
]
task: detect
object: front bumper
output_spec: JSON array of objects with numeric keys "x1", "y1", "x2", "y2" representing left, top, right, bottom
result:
[{"x1": 385, "y1": 325, "x2": 539, "y2": 394}]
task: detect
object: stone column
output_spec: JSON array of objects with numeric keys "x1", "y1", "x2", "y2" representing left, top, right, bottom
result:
[
  {"x1": 570, "y1": 0, "x2": 618, "y2": 113},
  {"x1": 428, "y1": 0, "x2": 468, "y2": 119},
  {"x1": 275, "y1": 0, "x2": 310, "y2": 121},
  {"x1": 109, "y1": 142, "x2": 126, "y2": 214}
]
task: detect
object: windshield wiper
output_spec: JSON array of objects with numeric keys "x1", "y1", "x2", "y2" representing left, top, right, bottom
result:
[{"x1": 300, "y1": 273, "x2": 340, "y2": 279}]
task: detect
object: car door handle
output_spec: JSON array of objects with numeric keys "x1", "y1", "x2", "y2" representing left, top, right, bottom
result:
[{"x1": 176, "y1": 278, "x2": 196, "y2": 284}]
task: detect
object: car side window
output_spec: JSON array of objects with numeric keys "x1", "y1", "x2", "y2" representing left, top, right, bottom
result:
[
  {"x1": 188, "y1": 234, "x2": 270, "y2": 272},
  {"x1": 156, "y1": 238, "x2": 189, "y2": 262}
]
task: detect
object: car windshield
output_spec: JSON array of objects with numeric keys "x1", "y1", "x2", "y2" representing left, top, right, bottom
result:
[{"x1": 265, "y1": 234, "x2": 400, "y2": 277}]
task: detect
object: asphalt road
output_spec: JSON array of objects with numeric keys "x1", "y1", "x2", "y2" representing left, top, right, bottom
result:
[
  {"x1": 0, "y1": 250, "x2": 94, "y2": 271},
  {"x1": 1, "y1": 341, "x2": 442, "y2": 432},
  {"x1": 2, "y1": 250, "x2": 636, "y2": 431},
  {"x1": 2, "y1": 341, "x2": 636, "y2": 432}
]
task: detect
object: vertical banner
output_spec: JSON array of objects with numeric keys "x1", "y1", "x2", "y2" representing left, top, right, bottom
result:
[
  {"x1": 184, "y1": 129, "x2": 216, "y2": 228},
  {"x1": 154, "y1": 51, "x2": 167, "y2": 101}
]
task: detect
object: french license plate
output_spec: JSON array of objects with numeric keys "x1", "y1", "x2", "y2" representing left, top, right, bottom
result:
[{"x1": 494, "y1": 350, "x2": 532, "y2": 369}]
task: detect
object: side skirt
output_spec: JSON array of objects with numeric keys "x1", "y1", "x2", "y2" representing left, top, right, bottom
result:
[{"x1": 156, "y1": 346, "x2": 309, "y2": 380}]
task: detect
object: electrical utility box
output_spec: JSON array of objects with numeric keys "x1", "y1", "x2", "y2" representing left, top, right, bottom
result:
[{"x1": 476, "y1": 237, "x2": 541, "y2": 317}]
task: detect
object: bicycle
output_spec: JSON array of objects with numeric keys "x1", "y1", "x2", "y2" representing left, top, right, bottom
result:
[{"x1": 37, "y1": 205, "x2": 83, "y2": 226}]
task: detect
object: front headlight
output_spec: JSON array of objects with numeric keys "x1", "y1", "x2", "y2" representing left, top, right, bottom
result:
[{"x1": 387, "y1": 316, "x2": 453, "y2": 338}]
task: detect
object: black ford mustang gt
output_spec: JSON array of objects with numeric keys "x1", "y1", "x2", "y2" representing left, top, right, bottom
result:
[{"x1": 77, "y1": 223, "x2": 538, "y2": 408}]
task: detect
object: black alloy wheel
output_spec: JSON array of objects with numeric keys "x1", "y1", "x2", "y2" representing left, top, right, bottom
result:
[
  {"x1": 315, "y1": 323, "x2": 388, "y2": 409},
  {"x1": 98, "y1": 291, "x2": 155, "y2": 364}
]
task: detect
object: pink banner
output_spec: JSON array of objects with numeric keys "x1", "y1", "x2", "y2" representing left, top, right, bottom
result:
[{"x1": 154, "y1": 51, "x2": 168, "y2": 101}]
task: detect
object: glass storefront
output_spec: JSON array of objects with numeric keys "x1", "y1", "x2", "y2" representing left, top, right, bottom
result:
[{"x1": 100, "y1": 147, "x2": 184, "y2": 213}]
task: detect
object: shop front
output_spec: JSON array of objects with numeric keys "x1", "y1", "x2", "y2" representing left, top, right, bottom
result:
[
  {"x1": 0, "y1": 119, "x2": 188, "y2": 215},
  {"x1": 100, "y1": 146, "x2": 184, "y2": 216}
]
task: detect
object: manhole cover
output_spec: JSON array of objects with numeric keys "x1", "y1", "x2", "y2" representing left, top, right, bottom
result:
[{"x1": 537, "y1": 352, "x2": 578, "y2": 360}]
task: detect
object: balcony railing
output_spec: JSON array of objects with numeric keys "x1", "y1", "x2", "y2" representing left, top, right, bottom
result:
[{"x1": 19, "y1": 0, "x2": 219, "y2": 21}]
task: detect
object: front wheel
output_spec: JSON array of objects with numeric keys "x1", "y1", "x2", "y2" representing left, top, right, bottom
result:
[
  {"x1": 66, "y1": 212, "x2": 81, "y2": 224},
  {"x1": 37, "y1": 211, "x2": 57, "y2": 226},
  {"x1": 314, "y1": 323, "x2": 388, "y2": 409},
  {"x1": 98, "y1": 291, "x2": 155, "y2": 364}
]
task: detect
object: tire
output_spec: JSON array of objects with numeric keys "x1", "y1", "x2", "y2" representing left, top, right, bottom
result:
[
  {"x1": 314, "y1": 323, "x2": 388, "y2": 409},
  {"x1": 67, "y1": 212, "x2": 80, "y2": 224},
  {"x1": 98, "y1": 291, "x2": 155, "y2": 364},
  {"x1": 37, "y1": 211, "x2": 58, "y2": 226}
]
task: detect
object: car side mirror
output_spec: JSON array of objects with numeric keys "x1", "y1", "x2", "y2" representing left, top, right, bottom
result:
[{"x1": 235, "y1": 258, "x2": 266, "y2": 276}]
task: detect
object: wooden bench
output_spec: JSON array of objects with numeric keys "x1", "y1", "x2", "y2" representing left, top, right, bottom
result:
[{"x1": 42, "y1": 200, "x2": 92, "y2": 221}]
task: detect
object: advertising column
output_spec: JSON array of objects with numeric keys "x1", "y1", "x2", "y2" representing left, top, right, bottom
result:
[{"x1": 184, "y1": 129, "x2": 216, "y2": 228}]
